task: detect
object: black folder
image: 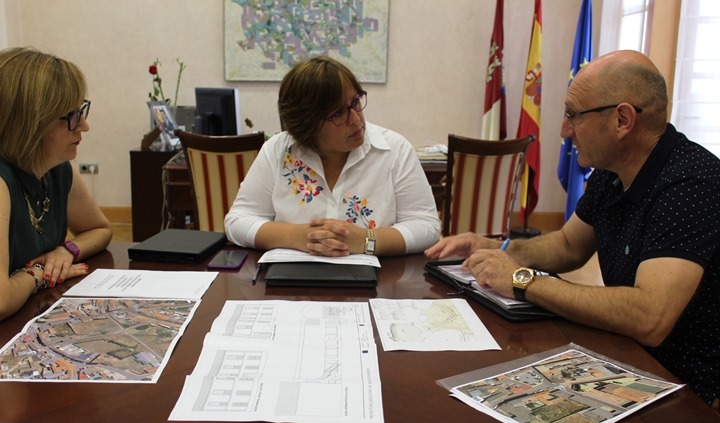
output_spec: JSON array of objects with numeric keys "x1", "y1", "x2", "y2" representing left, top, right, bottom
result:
[
  {"x1": 424, "y1": 260, "x2": 554, "y2": 322},
  {"x1": 128, "y1": 229, "x2": 227, "y2": 264},
  {"x1": 264, "y1": 262, "x2": 378, "y2": 288}
]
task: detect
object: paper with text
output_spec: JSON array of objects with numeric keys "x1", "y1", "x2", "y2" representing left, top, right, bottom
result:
[{"x1": 63, "y1": 269, "x2": 217, "y2": 300}]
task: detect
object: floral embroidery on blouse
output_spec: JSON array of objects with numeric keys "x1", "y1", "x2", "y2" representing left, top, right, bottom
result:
[
  {"x1": 282, "y1": 147, "x2": 323, "y2": 205},
  {"x1": 343, "y1": 193, "x2": 376, "y2": 229}
]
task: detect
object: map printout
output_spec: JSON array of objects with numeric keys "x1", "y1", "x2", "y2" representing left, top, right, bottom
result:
[
  {"x1": 447, "y1": 348, "x2": 683, "y2": 423},
  {"x1": 0, "y1": 297, "x2": 199, "y2": 383}
]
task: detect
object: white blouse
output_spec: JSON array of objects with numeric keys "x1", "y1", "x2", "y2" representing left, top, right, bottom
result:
[{"x1": 224, "y1": 122, "x2": 441, "y2": 253}]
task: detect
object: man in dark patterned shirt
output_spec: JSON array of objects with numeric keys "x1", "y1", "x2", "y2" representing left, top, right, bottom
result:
[{"x1": 426, "y1": 50, "x2": 720, "y2": 409}]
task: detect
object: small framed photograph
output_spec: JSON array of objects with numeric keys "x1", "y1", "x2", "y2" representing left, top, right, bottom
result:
[{"x1": 147, "y1": 101, "x2": 180, "y2": 151}]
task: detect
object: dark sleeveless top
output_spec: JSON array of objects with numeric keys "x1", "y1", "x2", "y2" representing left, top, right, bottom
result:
[{"x1": 0, "y1": 159, "x2": 72, "y2": 272}]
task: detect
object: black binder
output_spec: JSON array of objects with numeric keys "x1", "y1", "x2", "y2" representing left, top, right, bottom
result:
[
  {"x1": 264, "y1": 262, "x2": 378, "y2": 288},
  {"x1": 128, "y1": 229, "x2": 227, "y2": 264},
  {"x1": 424, "y1": 259, "x2": 554, "y2": 322}
]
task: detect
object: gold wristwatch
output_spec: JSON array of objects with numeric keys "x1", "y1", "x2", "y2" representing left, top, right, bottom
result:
[
  {"x1": 512, "y1": 267, "x2": 538, "y2": 302},
  {"x1": 364, "y1": 229, "x2": 376, "y2": 255}
]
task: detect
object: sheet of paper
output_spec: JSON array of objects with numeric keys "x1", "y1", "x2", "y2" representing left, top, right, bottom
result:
[
  {"x1": 169, "y1": 300, "x2": 383, "y2": 422},
  {"x1": 62, "y1": 268, "x2": 217, "y2": 300},
  {"x1": 438, "y1": 264, "x2": 529, "y2": 308},
  {"x1": 258, "y1": 248, "x2": 381, "y2": 268},
  {"x1": 448, "y1": 348, "x2": 683, "y2": 423},
  {"x1": 369, "y1": 298, "x2": 500, "y2": 351},
  {"x1": 0, "y1": 297, "x2": 199, "y2": 383}
]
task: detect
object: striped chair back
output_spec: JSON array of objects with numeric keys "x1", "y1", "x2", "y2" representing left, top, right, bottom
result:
[
  {"x1": 443, "y1": 135, "x2": 533, "y2": 238},
  {"x1": 176, "y1": 130, "x2": 265, "y2": 233}
]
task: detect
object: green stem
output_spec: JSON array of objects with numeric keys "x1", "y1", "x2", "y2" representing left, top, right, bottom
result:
[{"x1": 173, "y1": 59, "x2": 186, "y2": 107}]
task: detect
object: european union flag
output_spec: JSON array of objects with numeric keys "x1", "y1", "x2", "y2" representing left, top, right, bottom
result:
[{"x1": 558, "y1": 0, "x2": 593, "y2": 222}]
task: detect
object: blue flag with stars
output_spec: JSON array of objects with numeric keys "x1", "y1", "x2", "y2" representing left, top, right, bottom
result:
[{"x1": 558, "y1": 0, "x2": 593, "y2": 221}]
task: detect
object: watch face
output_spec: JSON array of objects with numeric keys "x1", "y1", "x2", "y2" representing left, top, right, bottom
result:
[
  {"x1": 514, "y1": 269, "x2": 533, "y2": 284},
  {"x1": 367, "y1": 239, "x2": 376, "y2": 252}
]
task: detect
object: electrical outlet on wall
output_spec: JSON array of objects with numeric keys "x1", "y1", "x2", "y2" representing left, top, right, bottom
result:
[{"x1": 79, "y1": 163, "x2": 99, "y2": 174}]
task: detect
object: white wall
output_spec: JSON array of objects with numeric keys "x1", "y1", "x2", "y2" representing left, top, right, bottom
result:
[{"x1": 4, "y1": 0, "x2": 599, "y2": 213}]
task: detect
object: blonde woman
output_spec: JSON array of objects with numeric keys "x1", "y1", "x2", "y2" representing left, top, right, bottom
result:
[{"x1": 0, "y1": 47, "x2": 112, "y2": 320}]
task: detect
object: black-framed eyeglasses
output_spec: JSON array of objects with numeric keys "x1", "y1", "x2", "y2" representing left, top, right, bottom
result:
[
  {"x1": 564, "y1": 103, "x2": 643, "y2": 124},
  {"x1": 326, "y1": 91, "x2": 367, "y2": 126},
  {"x1": 59, "y1": 99, "x2": 91, "y2": 131}
]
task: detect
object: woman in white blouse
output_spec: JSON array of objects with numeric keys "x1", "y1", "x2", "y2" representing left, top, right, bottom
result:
[{"x1": 224, "y1": 56, "x2": 440, "y2": 256}]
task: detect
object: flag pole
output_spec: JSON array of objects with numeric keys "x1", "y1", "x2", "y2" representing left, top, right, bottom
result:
[{"x1": 510, "y1": 187, "x2": 540, "y2": 238}]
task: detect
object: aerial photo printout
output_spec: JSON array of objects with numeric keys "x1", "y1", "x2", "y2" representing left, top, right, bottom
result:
[
  {"x1": 450, "y1": 348, "x2": 682, "y2": 423},
  {"x1": 0, "y1": 297, "x2": 198, "y2": 383}
]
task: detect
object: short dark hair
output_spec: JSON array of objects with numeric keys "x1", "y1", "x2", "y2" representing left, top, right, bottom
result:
[{"x1": 278, "y1": 56, "x2": 363, "y2": 152}]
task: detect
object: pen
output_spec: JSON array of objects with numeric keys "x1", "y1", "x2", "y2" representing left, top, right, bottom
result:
[
  {"x1": 252, "y1": 264, "x2": 263, "y2": 286},
  {"x1": 500, "y1": 238, "x2": 510, "y2": 251}
]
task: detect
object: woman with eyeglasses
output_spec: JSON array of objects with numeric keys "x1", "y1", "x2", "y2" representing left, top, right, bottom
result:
[
  {"x1": 225, "y1": 56, "x2": 440, "y2": 256},
  {"x1": 0, "y1": 47, "x2": 112, "y2": 320}
]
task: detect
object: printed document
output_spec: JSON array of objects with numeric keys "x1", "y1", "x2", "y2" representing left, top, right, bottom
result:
[
  {"x1": 62, "y1": 268, "x2": 217, "y2": 299},
  {"x1": 369, "y1": 298, "x2": 500, "y2": 351},
  {"x1": 258, "y1": 248, "x2": 381, "y2": 267},
  {"x1": 169, "y1": 300, "x2": 383, "y2": 422}
]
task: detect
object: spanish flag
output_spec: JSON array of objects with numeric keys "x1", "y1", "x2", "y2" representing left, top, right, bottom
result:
[
  {"x1": 516, "y1": 0, "x2": 542, "y2": 220},
  {"x1": 482, "y1": 0, "x2": 507, "y2": 140}
]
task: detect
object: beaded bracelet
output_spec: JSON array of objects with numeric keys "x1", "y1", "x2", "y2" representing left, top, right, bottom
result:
[{"x1": 10, "y1": 264, "x2": 49, "y2": 293}]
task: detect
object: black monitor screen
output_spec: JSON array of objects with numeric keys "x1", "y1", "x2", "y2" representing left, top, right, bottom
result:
[{"x1": 194, "y1": 87, "x2": 241, "y2": 135}]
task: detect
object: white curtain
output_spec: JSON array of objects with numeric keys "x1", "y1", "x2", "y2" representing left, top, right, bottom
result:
[{"x1": 671, "y1": 0, "x2": 720, "y2": 157}]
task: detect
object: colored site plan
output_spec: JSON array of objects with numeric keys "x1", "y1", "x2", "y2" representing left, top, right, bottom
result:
[
  {"x1": 0, "y1": 297, "x2": 198, "y2": 383},
  {"x1": 450, "y1": 349, "x2": 682, "y2": 423}
]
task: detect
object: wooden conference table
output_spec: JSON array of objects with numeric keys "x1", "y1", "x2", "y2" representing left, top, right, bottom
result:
[{"x1": 0, "y1": 243, "x2": 717, "y2": 423}]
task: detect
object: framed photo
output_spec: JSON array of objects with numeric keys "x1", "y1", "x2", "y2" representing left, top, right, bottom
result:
[{"x1": 147, "y1": 101, "x2": 180, "y2": 151}]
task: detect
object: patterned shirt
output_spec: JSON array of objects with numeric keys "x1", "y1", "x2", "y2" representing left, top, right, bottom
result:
[
  {"x1": 224, "y1": 122, "x2": 441, "y2": 253},
  {"x1": 575, "y1": 123, "x2": 720, "y2": 404}
]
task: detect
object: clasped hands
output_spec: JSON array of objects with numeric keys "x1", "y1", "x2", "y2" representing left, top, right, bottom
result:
[
  {"x1": 305, "y1": 218, "x2": 367, "y2": 257},
  {"x1": 425, "y1": 232, "x2": 519, "y2": 298}
]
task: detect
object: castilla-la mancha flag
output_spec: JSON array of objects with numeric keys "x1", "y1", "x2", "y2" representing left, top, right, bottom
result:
[
  {"x1": 482, "y1": 0, "x2": 507, "y2": 140},
  {"x1": 516, "y1": 0, "x2": 542, "y2": 220}
]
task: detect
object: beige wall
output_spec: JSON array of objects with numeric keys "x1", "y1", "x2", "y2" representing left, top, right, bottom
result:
[{"x1": 4, "y1": 0, "x2": 598, "y2": 213}]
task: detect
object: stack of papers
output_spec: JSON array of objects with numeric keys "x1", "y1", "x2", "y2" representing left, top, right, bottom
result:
[
  {"x1": 415, "y1": 144, "x2": 448, "y2": 162},
  {"x1": 437, "y1": 265, "x2": 535, "y2": 310}
]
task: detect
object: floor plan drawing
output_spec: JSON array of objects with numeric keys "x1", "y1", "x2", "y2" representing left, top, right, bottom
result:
[{"x1": 170, "y1": 300, "x2": 383, "y2": 423}]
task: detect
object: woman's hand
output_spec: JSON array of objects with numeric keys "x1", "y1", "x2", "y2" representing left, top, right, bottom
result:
[
  {"x1": 26, "y1": 247, "x2": 89, "y2": 287},
  {"x1": 306, "y1": 218, "x2": 366, "y2": 256}
]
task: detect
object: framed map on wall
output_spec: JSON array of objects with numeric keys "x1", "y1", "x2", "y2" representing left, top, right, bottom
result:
[{"x1": 224, "y1": 0, "x2": 389, "y2": 83}]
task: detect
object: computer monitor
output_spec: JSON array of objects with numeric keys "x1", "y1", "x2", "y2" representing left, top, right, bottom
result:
[{"x1": 194, "y1": 87, "x2": 242, "y2": 135}]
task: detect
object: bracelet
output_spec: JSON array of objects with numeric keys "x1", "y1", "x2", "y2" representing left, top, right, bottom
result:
[{"x1": 10, "y1": 264, "x2": 48, "y2": 293}]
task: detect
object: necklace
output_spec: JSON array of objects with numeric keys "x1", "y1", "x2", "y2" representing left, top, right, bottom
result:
[{"x1": 23, "y1": 180, "x2": 50, "y2": 234}]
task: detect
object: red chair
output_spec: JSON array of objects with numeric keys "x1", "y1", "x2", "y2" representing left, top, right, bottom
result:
[{"x1": 443, "y1": 134, "x2": 533, "y2": 238}]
